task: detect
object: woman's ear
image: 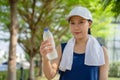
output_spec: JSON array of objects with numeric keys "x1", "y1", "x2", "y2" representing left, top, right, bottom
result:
[{"x1": 88, "y1": 21, "x2": 92, "y2": 28}]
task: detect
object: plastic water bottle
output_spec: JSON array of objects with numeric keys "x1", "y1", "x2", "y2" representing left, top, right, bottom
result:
[{"x1": 43, "y1": 28, "x2": 58, "y2": 60}]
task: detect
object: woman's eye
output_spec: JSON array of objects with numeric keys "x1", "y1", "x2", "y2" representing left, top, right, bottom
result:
[
  {"x1": 70, "y1": 22, "x2": 75, "y2": 24},
  {"x1": 79, "y1": 21, "x2": 84, "y2": 23}
]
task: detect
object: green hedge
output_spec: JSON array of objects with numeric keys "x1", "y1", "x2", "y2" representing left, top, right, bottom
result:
[
  {"x1": 0, "y1": 67, "x2": 40, "y2": 80},
  {"x1": 0, "y1": 69, "x2": 29, "y2": 80},
  {"x1": 109, "y1": 62, "x2": 120, "y2": 77}
]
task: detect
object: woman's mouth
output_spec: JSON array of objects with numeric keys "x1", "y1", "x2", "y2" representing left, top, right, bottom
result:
[{"x1": 74, "y1": 32, "x2": 81, "y2": 35}]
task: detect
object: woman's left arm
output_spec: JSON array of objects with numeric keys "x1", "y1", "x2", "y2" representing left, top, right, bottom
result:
[{"x1": 99, "y1": 46, "x2": 109, "y2": 80}]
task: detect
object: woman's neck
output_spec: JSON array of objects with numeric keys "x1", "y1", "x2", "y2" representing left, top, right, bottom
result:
[
  {"x1": 75, "y1": 36, "x2": 89, "y2": 45},
  {"x1": 74, "y1": 35, "x2": 89, "y2": 53}
]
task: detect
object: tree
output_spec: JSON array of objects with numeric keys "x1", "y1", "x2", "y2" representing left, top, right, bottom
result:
[
  {"x1": 8, "y1": 0, "x2": 19, "y2": 80},
  {"x1": 0, "y1": 0, "x2": 10, "y2": 41},
  {"x1": 17, "y1": 0, "x2": 66, "y2": 79},
  {"x1": 103, "y1": 0, "x2": 120, "y2": 17},
  {"x1": 103, "y1": 0, "x2": 120, "y2": 24}
]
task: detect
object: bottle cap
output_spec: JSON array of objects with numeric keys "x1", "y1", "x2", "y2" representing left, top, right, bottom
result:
[{"x1": 44, "y1": 28, "x2": 49, "y2": 31}]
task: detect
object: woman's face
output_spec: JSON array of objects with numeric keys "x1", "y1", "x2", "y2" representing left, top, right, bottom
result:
[{"x1": 69, "y1": 16, "x2": 91, "y2": 39}]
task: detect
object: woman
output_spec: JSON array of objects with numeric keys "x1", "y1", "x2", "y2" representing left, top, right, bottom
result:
[{"x1": 40, "y1": 6, "x2": 109, "y2": 80}]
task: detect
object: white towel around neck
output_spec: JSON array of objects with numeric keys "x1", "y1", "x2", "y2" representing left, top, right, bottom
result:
[{"x1": 59, "y1": 35, "x2": 105, "y2": 72}]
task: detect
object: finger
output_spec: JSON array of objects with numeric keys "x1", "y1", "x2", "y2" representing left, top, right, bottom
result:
[
  {"x1": 40, "y1": 43, "x2": 53, "y2": 55},
  {"x1": 40, "y1": 40, "x2": 50, "y2": 50},
  {"x1": 42, "y1": 42, "x2": 52, "y2": 51},
  {"x1": 43, "y1": 46, "x2": 53, "y2": 54}
]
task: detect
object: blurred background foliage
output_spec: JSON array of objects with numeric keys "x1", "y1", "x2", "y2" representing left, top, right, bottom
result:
[{"x1": 0, "y1": 0, "x2": 120, "y2": 80}]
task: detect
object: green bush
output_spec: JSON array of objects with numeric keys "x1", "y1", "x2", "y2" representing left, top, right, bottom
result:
[
  {"x1": 0, "y1": 69, "x2": 29, "y2": 80},
  {"x1": 0, "y1": 67, "x2": 40, "y2": 80},
  {"x1": 0, "y1": 71, "x2": 7, "y2": 80},
  {"x1": 109, "y1": 62, "x2": 120, "y2": 77}
]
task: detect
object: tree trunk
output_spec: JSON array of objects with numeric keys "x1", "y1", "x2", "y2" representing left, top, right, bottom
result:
[
  {"x1": 39, "y1": 58, "x2": 43, "y2": 76},
  {"x1": 28, "y1": 26, "x2": 36, "y2": 80},
  {"x1": 39, "y1": 55, "x2": 43, "y2": 76},
  {"x1": 8, "y1": 0, "x2": 18, "y2": 80},
  {"x1": 28, "y1": 56, "x2": 35, "y2": 80}
]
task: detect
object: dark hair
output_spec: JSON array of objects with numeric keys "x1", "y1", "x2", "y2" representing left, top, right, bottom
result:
[
  {"x1": 88, "y1": 20, "x2": 92, "y2": 35},
  {"x1": 88, "y1": 28, "x2": 91, "y2": 34}
]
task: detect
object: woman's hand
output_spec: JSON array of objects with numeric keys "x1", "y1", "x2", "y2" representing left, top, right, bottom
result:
[
  {"x1": 40, "y1": 40, "x2": 62, "y2": 79},
  {"x1": 40, "y1": 39, "x2": 53, "y2": 60}
]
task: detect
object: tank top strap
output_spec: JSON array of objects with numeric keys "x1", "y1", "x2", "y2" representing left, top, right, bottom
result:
[
  {"x1": 61, "y1": 43, "x2": 67, "y2": 53},
  {"x1": 59, "y1": 43, "x2": 67, "y2": 80}
]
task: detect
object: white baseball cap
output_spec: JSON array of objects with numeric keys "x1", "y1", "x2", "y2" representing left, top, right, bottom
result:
[{"x1": 67, "y1": 6, "x2": 92, "y2": 21}]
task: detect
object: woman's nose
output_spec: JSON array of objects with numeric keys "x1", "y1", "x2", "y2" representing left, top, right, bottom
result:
[{"x1": 74, "y1": 24, "x2": 81, "y2": 29}]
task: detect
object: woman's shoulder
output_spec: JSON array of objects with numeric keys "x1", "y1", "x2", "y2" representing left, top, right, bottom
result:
[
  {"x1": 101, "y1": 46, "x2": 108, "y2": 56},
  {"x1": 56, "y1": 42, "x2": 67, "y2": 55},
  {"x1": 101, "y1": 46, "x2": 109, "y2": 67}
]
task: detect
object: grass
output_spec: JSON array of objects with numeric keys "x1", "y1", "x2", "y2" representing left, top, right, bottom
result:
[
  {"x1": 37, "y1": 77, "x2": 120, "y2": 80},
  {"x1": 0, "y1": 68, "x2": 120, "y2": 80},
  {"x1": 108, "y1": 77, "x2": 120, "y2": 80},
  {"x1": 36, "y1": 75, "x2": 59, "y2": 80},
  {"x1": 36, "y1": 75, "x2": 120, "y2": 80}
]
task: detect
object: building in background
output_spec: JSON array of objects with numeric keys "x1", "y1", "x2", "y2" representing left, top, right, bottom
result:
[
  {"x1": 106, "y1": 18, "x2": 120, "y2": 62},
  {"x1": 0, "y1": 42, "x2": 30, "y2": 71}
]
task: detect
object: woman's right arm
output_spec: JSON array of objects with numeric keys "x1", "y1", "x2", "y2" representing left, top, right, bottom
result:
[{"x1": 40, "y1": 40, "x2": 62, "y2": 79}]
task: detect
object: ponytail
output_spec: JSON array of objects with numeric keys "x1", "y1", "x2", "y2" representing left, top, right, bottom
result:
[{"x1": 88, "y1": 28, "x2": 91, "y2": 35}]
